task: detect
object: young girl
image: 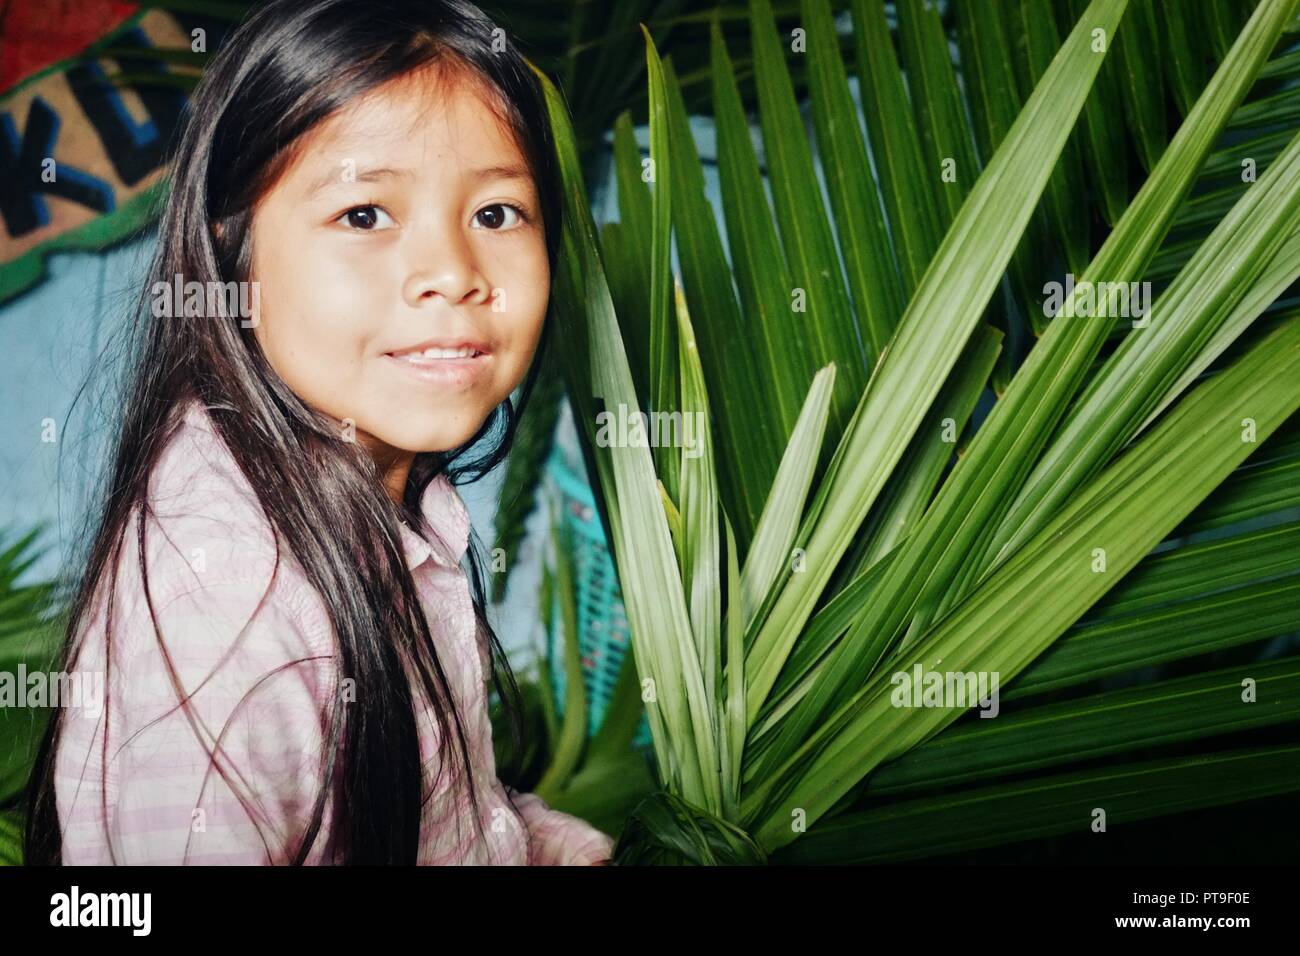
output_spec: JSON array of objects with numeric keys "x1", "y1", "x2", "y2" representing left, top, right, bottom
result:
[{"x1": 20, "y1": 0, "x2": 614, "y2": 865}]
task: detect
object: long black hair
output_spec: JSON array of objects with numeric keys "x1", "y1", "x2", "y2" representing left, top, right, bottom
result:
[{"x1": 18, "y1": 0, "x2": 563, "y2": 865}]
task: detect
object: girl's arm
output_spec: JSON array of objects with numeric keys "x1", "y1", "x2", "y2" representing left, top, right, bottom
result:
[
  {"x1": 95, "y1": 555, "x2": 337, "y2": 865},
  {"x1": 504, "y1": 787, "x2": 615, "y2": 865}
]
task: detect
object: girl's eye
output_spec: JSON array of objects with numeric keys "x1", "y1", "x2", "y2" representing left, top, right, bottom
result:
[
  {"x1": 473, "y1": 203, "x2": 526, "y2": 231},
  {"x1": 336, "y1": 205, "x2": 395, "y2": 231}
]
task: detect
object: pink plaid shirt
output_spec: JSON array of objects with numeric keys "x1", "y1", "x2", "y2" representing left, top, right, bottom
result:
[{"x1": 54, "y1": 398, "x2": 614, "y2": 865}]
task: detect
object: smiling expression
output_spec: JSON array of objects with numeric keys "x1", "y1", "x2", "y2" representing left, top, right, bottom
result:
[{"x1": 246, "y1": 60, "x2": 550, "y2": 468}]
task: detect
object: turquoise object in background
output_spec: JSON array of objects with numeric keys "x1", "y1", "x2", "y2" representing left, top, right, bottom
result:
[{"x1": 543, "y1": 437, "x2": 651, "y2": 750}]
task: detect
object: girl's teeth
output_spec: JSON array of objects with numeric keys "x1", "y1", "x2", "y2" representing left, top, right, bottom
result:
[{"x1": 401, "y1": 346, "x2": 478, "y2": 359}]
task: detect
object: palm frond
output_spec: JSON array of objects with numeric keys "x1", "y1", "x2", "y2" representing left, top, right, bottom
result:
[{"x1": 540, "y1": 0, "x2": 1300, "y2": 863}]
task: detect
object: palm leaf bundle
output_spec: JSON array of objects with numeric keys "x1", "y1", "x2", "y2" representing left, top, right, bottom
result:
[{"x1": 534, "y1": 0, "x2": 1300, "y2": 862}]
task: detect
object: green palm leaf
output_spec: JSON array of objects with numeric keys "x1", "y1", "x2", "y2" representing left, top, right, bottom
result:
[
  {"x1": 0, "y1": 526, "x2": 65, "y2": 867},
  {"x1": 540, "y1": 0, "x2": 1300, "y2": 864}
]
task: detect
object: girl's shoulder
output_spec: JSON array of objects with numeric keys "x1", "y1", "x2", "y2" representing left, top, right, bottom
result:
[{"x1": 113, "y1": 397, "x2": 334, "y2": 654}]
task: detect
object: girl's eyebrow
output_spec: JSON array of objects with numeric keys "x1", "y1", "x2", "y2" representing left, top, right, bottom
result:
[
  {"x1": 305, "y1": 163, "x2": 532, "y2": 198},
  {"x1": 469, "y1": 163, "x2": 533, "y2": 185},
  {"x1": 306, "y1": 165, "x2": 412, "y2": 198}
]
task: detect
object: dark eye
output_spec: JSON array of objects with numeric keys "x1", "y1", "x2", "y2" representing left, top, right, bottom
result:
[
  {"x1": 336, "y1": 205, "x2": 395, "y2": 230},
  {"x1": 473, "y1": 203, "x2": 524, "y2": 231}
]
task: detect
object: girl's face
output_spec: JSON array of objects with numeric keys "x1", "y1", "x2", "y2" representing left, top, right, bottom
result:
[{"x1": 247, "y1": 63, "x2": 549, "y2": 468}]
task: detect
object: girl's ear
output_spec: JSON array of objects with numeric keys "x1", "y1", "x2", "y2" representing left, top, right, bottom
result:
[{"x1": 212, "y1": 221, "x2": 225, "y2": 241}]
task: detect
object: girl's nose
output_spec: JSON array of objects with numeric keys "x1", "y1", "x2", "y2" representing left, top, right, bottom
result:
[{"x1": 401, "y1": 226, "x2": 488, "y2": 308}]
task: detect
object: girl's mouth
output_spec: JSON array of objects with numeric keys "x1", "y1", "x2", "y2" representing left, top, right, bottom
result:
[{"x1": 383, "y1": 345, "x2": 491, "y2": 388}]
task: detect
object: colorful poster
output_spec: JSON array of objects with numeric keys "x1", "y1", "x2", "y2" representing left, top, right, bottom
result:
[{"x1": 0, "y1": 1, "x2": 234, "y2": 303}]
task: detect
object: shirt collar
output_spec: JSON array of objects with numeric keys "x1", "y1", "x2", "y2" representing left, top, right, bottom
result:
[
  {"x1": 180, "y1": 397, "x2": 468, "y2": 573},
  {"x1": 399, "y1": 472, "x2": 470, "y2": 572}
]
